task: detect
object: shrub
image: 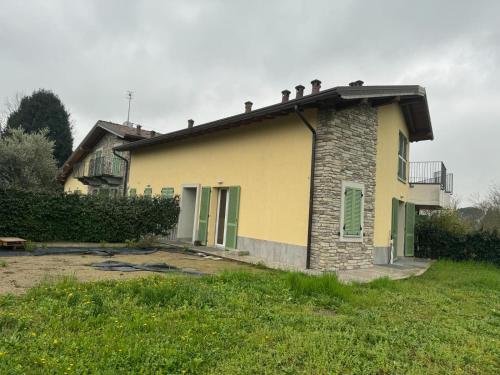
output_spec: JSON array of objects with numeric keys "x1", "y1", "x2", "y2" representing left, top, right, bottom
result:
[
  {"x1": 0, "y1": 189, "x2": 179, "y2": 242},
  {"x1": 416, "y1": 212, "x2": 500, "y2": 266}
]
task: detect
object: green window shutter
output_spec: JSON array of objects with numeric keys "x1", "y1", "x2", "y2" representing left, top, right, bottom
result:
[
  {"x1": 161, "y1": 187, "x2": 174, "y2": 199},
  {"x1": 404, "y1": 203, "x2": 416, "y2": 256},
  {"x1": 391, "y1": 198, "x2": 399, "y2": 259},
  {"x1": 197, "y1": 187, "x2": 211, "y2": 245},
  {"x1": 112, "y1": 156, "x2": 121, "y2": 175},
  {"x1": 225, "y1": 186, "x2": 241, "y2": 250},
  {"x1": 343, "y1": 187, "x2": 362, "y2": 237},
  {"x1": 129, "y1": 188, "x2": 137, "y2": 197},
  {"x1": 144, "y1": 186, "x2": 152, "y2": 197}
]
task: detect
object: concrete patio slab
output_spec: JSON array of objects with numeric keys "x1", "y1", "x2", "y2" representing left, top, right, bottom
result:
[{"x1": 162, "y1": 241, "x2": 433, "y2": 283}]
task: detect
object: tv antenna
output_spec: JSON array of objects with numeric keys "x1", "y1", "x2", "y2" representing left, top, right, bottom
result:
[{"x1": 126, "y1": 91, "x2": 133, "y2": 124}]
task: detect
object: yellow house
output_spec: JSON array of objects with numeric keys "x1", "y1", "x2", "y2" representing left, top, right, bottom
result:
[{"x1": 115, "y1": 80, "x2": 452, "y2": 271}]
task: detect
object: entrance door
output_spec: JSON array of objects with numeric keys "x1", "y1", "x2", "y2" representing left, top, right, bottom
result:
[
  {"x1": 405, "y1": 203, "x2": 416, "y2": 256},
  {"x1": 178, "y1": 186, "x2": 200, "y2": 243},
  {"x1": 391, "y1": 198, "x2": 399, "y2": 262},
  {"x1": 215, "y1": 189, "x2": 229, "y2": 248}
]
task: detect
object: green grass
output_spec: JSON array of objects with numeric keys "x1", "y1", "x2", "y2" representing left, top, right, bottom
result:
[
  {"x1": 0, "y1": 261, "x2": 499, "y2": 374},
  {"x1": 0, "y1": 260, "x2": 6, "y2": 267}
]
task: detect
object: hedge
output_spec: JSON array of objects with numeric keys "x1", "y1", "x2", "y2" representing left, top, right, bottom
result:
[
  {"x1": 0, "y1": 189, "x2": 179, "y2": 242},
  {"x1": 415, "y1": 215, "x2": 500, "y2": 266}
]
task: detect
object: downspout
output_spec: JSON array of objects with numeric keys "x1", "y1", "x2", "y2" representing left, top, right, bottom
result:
[
  {"x1": 294, "y1": 105, "x2": 316, "y2": 269},
  {"x1": 113, "y1": 149, "x2": 129, "y2": 197}
]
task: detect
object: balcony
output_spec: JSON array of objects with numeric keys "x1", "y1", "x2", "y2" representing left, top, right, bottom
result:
[
  {"x1": 73, "y1": 156, "x2": 125, "y2": 186},
  {"x1": 408, "y1": 161, "x2": 453, "y2": 209}
]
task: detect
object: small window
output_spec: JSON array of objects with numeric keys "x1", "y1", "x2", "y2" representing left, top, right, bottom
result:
[
  {"x1": 144, "y1": 186, "x2": 152, "y2": 197},
  {"x1": 398, "y1": 132, "x2": 408, "y2": 181},
  {"x1": 112, "y1": 156, "x2": 122, "y2": 175},
  {"x1": 129, "y1": 188, "x2": 137, "y2": 197},
  {"x1": 340, "y1": 181, "x2": 364, "y2": 242},
  {"x1": 161, "y1": 187, "x2": 174, "y2": 199}
]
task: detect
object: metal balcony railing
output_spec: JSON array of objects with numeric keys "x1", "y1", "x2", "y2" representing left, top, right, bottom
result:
[
  {"x1": 409, "y1": 161, "x2": 453, "y2": 194},
  {"x1": 73, "y1": 156, "x2": 124, "y2": 179}
]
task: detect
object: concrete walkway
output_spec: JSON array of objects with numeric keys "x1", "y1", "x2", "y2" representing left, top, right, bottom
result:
[
  {"x1": 164, "y1": 241, "x2": 433, "y2": 283},
  {"x1": 336, "y1": 257, "x2": 433, "y2": 283}
]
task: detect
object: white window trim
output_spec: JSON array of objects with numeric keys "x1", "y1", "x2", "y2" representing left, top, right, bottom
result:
[
  {"x1": 339, "y1": 181, "x2": 365, "y2": 243},
  {"x1": 397, "y1": 132, "x2": 408, "y2": 183}
]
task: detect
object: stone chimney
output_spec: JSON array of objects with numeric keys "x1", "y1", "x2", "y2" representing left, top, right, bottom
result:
[
  {"x1": 349, "y1": 80, "x2": 364, "y2": 87},
  {"x1": 281, "y1": 90, "x2": 291, "y2": 103},
  {"x1": 188, "y1": 119, "x2": 194, "y2": 128},
  {"x1": 311, "y1": 79, "x2": 321, "y2": 94},
  {"x1": 295, "y1": 85, "x2": 305, "y2": 99},
  {"x1": 136, "y1": 124, "x2": 142, "y2": 135},
  {"x1": 245, "y1": 101, "x2": 253, "y2": 113}
]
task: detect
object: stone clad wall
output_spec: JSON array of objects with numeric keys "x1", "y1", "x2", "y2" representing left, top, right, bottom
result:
[{"x1": 310, "y1": 103, "x2": 378, "y2": 271}]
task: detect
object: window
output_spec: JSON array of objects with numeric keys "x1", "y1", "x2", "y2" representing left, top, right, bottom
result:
[
  {"x1": 340, "y1": 181, "x2": 364, "y2": 242},
  {"x1": 112, "y1": 156, "x2": 122, "y2": 176},
  {"x1": 161, "y1": 187, "x2": 174, "y2": 199},
  {"x1": 129, "y1": 188, "x2": 137, "y2": 197},
  {"x1": 398, "y1": 132, "x2": 408, "y2": 181}
]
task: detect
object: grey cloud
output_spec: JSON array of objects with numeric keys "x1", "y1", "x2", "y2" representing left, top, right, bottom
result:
[{"x1": 1, "y1": 0, "x2": 499, "y2": 202}]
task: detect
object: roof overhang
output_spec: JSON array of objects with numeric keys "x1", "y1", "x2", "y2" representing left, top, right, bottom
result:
[{"x1": 115, "y1": 85, "x2": 433, "y2": 153}]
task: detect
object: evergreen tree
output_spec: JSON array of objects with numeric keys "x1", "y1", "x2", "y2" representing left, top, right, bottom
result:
[{"x1": 6, "y1": 89, "x2": 73, "y2": 166}]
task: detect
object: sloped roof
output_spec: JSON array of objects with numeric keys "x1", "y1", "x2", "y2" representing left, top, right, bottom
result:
[
  {"x1": 58, "y1": 120, "x2": 158, "y2": 182},
  {"x1": 115, "y1": 84, "x2": 433, "y2": 152}
]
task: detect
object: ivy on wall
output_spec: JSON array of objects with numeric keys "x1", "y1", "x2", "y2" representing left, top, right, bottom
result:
[{"x1": 0, "y1": 189, "x2": 179, "y2": 242}]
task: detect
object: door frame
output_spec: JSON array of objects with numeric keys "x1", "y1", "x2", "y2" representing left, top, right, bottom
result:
[
  {"x1": 178, "y1": 183, "x2": 201, "y2": 244},
  {"x1": 215, "y1": 188, "x2": 229, "y2": 249}
]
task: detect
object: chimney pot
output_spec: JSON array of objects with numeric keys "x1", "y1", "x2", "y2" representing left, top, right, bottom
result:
[
  {"x1": 281, "y1": 90, "x2": 291, "y2": 103},
  {"x1": 136, "y1": 124, "x2": 142, "y2": 135},
  {"x1": 188, "y1": 119, "x2": 194, "y2": 128},
  {"x1": 295, "y1": 85, "x2": 305, "y2": 99},
  {"x1": 311, "y1": 79, "x2": 321, "y2": 94},
  {"x1": 245, "y1": 101, "x2": 253, "y2": 113},
  {"x1": 349, "y1": 80, "x2": 364, "y2": 87}
]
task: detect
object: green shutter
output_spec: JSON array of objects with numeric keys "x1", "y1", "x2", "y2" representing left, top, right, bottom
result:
[
  {"x1": 197, "y1": 187, "x2": 211, "y2": 245},
  {"x1": 144, "y1": 186, "x2": 152, "y2": 197},
  {"x1": 343, "y1": 187, "x2": 362, "y2": 237},
  {"x1": 129, "y1": 188, "x2": 137, "y2": 197},
  {"x1": 225, "y1": 186, "x2": 241, "y2": 250},
  {"x1": 112, "y1": 156, "x2": 121, "y2": 175},
  {"x1": 161, "y1": 187, "x2": 174, "y2": 199},
  {"x1": 391, "y1": 198, "x2": 399, "y2": 259},
  {"x1": 405, "y1": 203, "x2": 416, "y2": 256}
]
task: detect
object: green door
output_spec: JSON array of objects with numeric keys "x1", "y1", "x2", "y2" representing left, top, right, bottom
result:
[
  {"x1": 405, "y1": 203, "x2": 416, "y2": 256},
  {"x1": 197, "y1": 187, "x2": 211, "y2": 245},
  {"x1": 225, "y1": 186, "x2": 241, "y2": 250},
  {"x1": 391, "y1": 198, "x2": 399, "y2": 260}
]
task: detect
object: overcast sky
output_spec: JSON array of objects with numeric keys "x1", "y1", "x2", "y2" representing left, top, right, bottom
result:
[{"x1": 1, "y1": 0, "x2": 498, "y2": 204}]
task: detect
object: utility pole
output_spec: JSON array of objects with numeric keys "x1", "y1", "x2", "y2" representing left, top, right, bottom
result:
[{"x1": 126, "y1": 91, "x2": 133, "y2": 124}]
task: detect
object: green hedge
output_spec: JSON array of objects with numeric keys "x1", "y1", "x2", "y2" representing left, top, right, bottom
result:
[
  {"x1": 0, "y1": 189, "x2": 179, "y2": 242},
  {"x1": 415, "y1": 214, "x2": 500, "y2": 266}
]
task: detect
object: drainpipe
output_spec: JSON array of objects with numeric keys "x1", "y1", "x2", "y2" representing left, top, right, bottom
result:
[
  {"x1": 113, "y1": 149, "x2": 129, "y2": 197},
  {"x1": 294, "y1": 105, "x2": 316, "y2": 269}
]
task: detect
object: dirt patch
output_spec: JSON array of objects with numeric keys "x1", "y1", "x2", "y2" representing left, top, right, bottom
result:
[{"x1": 0, "y1": 250, "x2": 257, "y2": 295}]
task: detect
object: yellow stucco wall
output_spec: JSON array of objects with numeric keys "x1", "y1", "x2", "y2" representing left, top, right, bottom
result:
[
  {"x1": 127, "y1": 110, "x2": 317, "y2": 247},
  {"x1": 373, "y1": 103, "x2": 410, "y2": 247},
  {"x1": 63, "y1": 170, "x2": 88, "y2": 194}
]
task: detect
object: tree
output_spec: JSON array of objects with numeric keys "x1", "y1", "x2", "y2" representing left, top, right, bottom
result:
[
  {"x1": 6, "y1": 89, "x2": 73, "y2": 166},
  {"x1": 0, "y1": 128, "x2": 59, "y2": 191},
  {"x1": 472, "y1": 184, "x2": 500, "y2": 231}
]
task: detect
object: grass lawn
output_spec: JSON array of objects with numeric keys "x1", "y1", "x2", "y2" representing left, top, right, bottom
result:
[{"x1": 0, "y1": 261, "x2": 499, "y2": 374}]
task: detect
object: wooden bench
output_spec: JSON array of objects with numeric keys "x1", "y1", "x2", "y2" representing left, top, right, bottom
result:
[{"x1": 0, "y1": 237, "x2": 27, "y2": 250}]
